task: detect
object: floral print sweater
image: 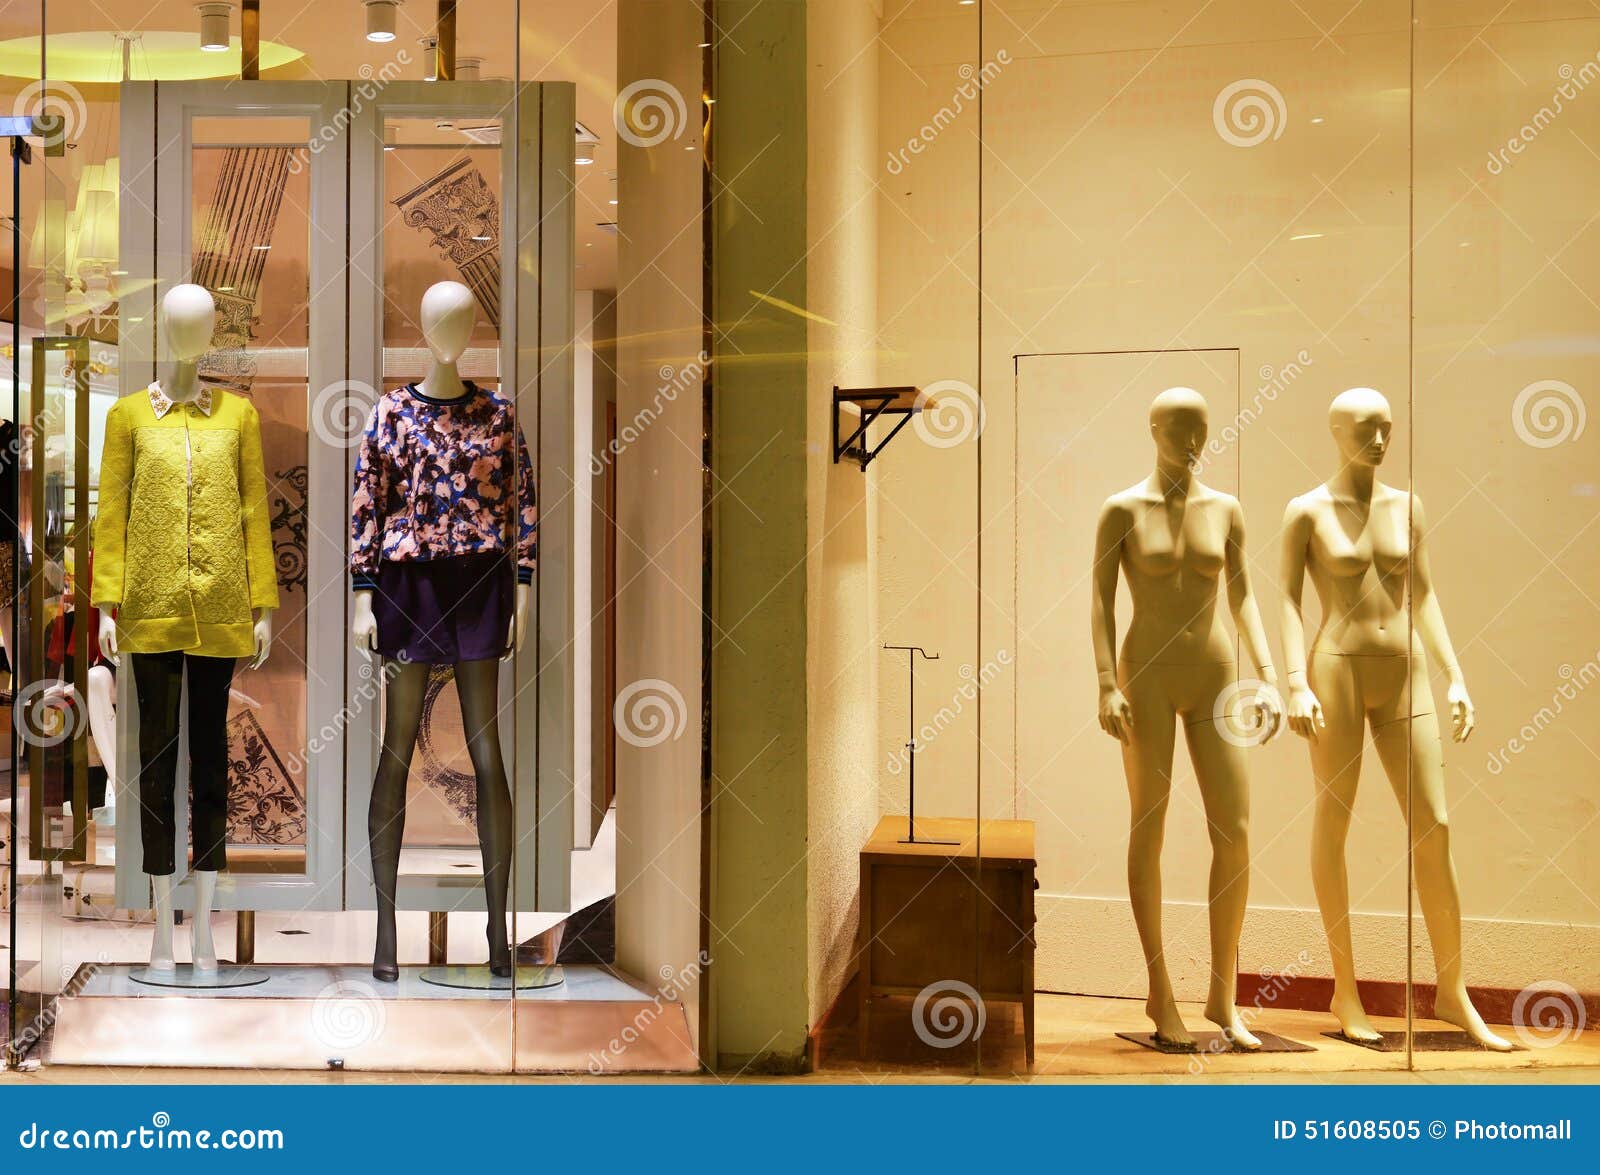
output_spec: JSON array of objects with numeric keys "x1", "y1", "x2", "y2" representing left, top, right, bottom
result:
[{"x1": 350, "y1": 381, "x2": 537, "y2": 590}]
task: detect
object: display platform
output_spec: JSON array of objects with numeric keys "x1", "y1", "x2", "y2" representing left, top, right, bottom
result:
[
  {"x1": 419, "y1": 964, "x2": 565, "y2": 991},
  {"x1": 49, "y1": 962, "x2": 696, "y2": 1073},
  {"x1": 1116, "y1": 1030, "x2": 1314, "y2": 1055},
  {"x1": 1321, "y1": 1030, "x2": 1521, "y2": 1053}
]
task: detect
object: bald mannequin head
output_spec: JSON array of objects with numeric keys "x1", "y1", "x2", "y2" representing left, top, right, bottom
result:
[
  {"x1": 1149, "y1": 387, "x2": 1209, "y2": 473},
  {"x1": 1328, "y1": 387, "x2": 1392, "y2": 467}
]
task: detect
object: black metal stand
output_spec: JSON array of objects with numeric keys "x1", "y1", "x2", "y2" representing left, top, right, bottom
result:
[{"x1": 884, "y1": 644, "x2": 958, "y2": 845}]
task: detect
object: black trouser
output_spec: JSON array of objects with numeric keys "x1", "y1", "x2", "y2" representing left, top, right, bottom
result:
[{"x1": 129, "y1": 651, "x2": 236, "y2": 876}]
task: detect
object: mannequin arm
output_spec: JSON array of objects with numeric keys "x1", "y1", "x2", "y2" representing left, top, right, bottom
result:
[
  {"x1": 1278, "y1": 497, "x2": 1323, "y2": 740},
  {"x1": 248, "y1": 608, "x2": 275, "y2": 671},
  {"x1": 506, "y1": 582, "x2": 533, "y2": 656},
  {"x1": 352, "y1": 589, "x2": 379, "y2": 653},
  {"x1": 97, "y1": 609, "x2": 120, "y2": 667},
  {"x1": 1409, "y1": 494, "x2": 1474, "y2": 741},
  {"x1": 1223, "y1": 499, "x2": 1282, "y2": 740},
  {"x1": 1091, "y1": 501, "x2": 1133, "y2": 742}
]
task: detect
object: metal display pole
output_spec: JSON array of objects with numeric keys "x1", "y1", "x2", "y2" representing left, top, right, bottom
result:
[{"x1": 883, "y1": 645, "x2": 958, "y2": 846}]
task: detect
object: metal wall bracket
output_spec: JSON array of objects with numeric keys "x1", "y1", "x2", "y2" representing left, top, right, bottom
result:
[{"x1": 831, "y1": 385, "x2": 925, "y2": 470}]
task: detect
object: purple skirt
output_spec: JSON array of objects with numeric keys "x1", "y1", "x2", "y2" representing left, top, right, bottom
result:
[{"x1": 373, "y1": 551, "x2": 514, "y2": 664}]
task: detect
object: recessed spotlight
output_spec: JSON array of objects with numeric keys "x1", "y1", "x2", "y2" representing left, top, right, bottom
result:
[
  {"x1": 365, "y1": 1, "x2": 400, "y2": 43},
  {"x1": 575, "y1": 139, "x2": 596, "y2": 165},
  {"x1": 252, "y1": 244, "x2": 271, "y2": 250},
  {"x1": 1310, "y1": 116, "x2": 1325, "y2": 125},
  {"x1": 196, "y1": 3, "x2": 232, "y2": 52},
  {"x1": 384, "y1": 126, "x2": 397, "y2": 151},
  {"x1": 470, "y1": 235, "x2": 491, "y2": 242},
  {"x1": 216, "y1": 285, "x2": 234, "y2": 292},
  {"x1": 608, "y1": 198, "x2": 618, "y2": 205},
  {"x1": 457, "y1": 56, "x2": 482, "y2": 81},
  {"x1": 698, "y1": 41, "x2": 711, "y2": 48},
  {"x1": 1289, "y1": 232, "x2": 1323, "y2": 241}
]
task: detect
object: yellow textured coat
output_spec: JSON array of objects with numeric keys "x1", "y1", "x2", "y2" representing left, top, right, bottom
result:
[{"x1": 91, "y1": 383, "x2": 280, "y2": 657}]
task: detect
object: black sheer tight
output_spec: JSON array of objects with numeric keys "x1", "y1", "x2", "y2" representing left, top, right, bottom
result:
[{"x1": 369, "y1": 658, "x2": 514, "y2": 980}]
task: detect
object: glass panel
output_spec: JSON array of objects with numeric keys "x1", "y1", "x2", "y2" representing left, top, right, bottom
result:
[
  {"x1": 970, "y1": 0, "x2": 1415, "y2": 1074},
  {"x1": 190, "y1": 115, "x2": 312, "y2": 874},
  {"x1": 1412, "y1": 1, "x2": 1600, "y2": 1067}
]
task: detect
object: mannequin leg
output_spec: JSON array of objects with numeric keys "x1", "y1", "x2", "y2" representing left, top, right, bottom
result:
[
  {"x1": 86, "y1": 665, "x2": 117, "y2": 821},
  {"x1": 1372, "y1": 710, "x2": 1511, "y2": 1050},
  {"x1": 369, "y1": 659, "x2": 430, "y2": 981},
  {"x1": 454, "y1": 659, "x2": 514, "y2": 976},
  {"x1": 1118, "y1": 668, "x2": 1188, "y2": 1043},
  {"x1": 1306, "y1": 654, "x2": 1380, "y2": 1041},
  {"x1": 1184, "y1": 711, "x2": 1259, "y2": 1049},
  {"x1": 149, "y1": 874, "x2": 176, "y2": 971},
  {"x1": 190, "y1": 870, "x2": 219, "y2": 971}
]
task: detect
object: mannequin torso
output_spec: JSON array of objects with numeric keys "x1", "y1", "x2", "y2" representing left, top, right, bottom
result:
[{"x1": 1292, "y1": 480, "x2": 1418, "y2": 658}]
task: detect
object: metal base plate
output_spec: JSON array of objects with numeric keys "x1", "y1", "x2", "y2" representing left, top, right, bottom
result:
[
  {"x1": 1322, "y1": 1030, "x2": 1520, "y2": 1052},
  {"x1": 128, "y1": 966, "x2": 271, "y2": 990},
  {"x1": 1117, "y1": 1030, "x2": 1315, "y2": 1054},
  {"x1": 418, "y1": 965, "x2": 565, "y2": 991}
]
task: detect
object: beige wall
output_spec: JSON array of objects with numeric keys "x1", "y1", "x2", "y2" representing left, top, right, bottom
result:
[
  {"x1": 870, "y1": 0, "x2": 1600, "y2": 1004},
  {"x1": 805, "y1": 0, "x2": 883, "y2": 1029}
]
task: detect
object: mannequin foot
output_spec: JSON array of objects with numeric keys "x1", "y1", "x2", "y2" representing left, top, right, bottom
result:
[
  {"x1": 1146, "y1": 993, "x2": 1195, "y2": 1048},
  {"x1": 191, "y1": 919, "x2": 218, "y2": 973},
  {"x1": 1330, "y1": 987, "x2": 1383, "y2": 1043},
  {"x1": 1434, "y1": 987, "x2": 1513, "y2": 1051},
  {"x1": 373, "y1": 916, "x2": 398, "y2": 983},
  {"x1": 488, "y1": 933, "x2": 513, "y2": 979},
  {"x1": 148, "y1": 943, "x2": 176, "y2": 973},
  {"x1": 1204, "y1": 995, "x2": 1262, "y2": 1050}
]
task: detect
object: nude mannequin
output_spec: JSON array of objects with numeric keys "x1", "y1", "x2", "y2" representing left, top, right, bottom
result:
[
  {"x1": 352, "y1": 280, "x2": 531, "y2": 981},
  {"x1": 1280, "y1": 387, "x2": 1510, "y2": 1051},
  {"x1": 97, "y1": 284, "x2": 274, "y2": 973},
  {"x1": 1092, "y1": 388, "x2": 1283, "y2": 1049}
]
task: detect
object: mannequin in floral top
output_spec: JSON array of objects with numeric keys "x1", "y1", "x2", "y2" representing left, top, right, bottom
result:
[{"x1": 351, "y1": 281, "x2": 535, "y2": 982}]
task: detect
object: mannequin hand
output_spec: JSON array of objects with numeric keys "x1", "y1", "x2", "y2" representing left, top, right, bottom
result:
[
  {"x1": 352, "y1": 590, "x2": 379, "y2": 653},
  {"x1": 1447, "y1": 681, "x2": 1475, "y2": 742},
  {"x1": 97, "y1": 610, "x2": 120, "y2": 667},
  {"x1": 1251, "y1": 681, "x2": 1285, "y2": 744},
  {"x1": 1098, "y1": 686, "x2": 1134, "y2": 743},
  {"x1": 1286, "y1": 683, "x2": 1324, "y2": 741},
  {"x1": 247, "y1": 609, "x2": 274, "y2": 671},
  {"x1": 504, "y1": 582, "x2": 533, "y2": 658}
]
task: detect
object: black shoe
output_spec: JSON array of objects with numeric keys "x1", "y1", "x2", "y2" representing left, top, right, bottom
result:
[{"x1": 373, "y1": 961, "x2": 399, "y2": 983}]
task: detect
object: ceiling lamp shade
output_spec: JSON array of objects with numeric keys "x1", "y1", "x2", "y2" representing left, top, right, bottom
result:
[
  {"x1": 574, "y1": 139, "x2": 596, "y2": 165},
  {"x1": 196, "y1": 4, "x2": 233, "y2": 53},
  {"x1": 365, "y1": 1, "x2": 400, "y2": 43},
  {"x1": 456, "y1": 56, "x2": 481, "y2": 81}
]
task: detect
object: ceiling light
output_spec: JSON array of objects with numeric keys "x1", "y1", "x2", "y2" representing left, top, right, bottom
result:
[
  {"x1": 384, "y1": 126, "x2": 397, "y2": 150},
  {"x1": 608, "y1": 198, "x2": 618, "y2": 205},
  {"x1": 575, "y1": 139, "x2": 596, "y2": 165},
  {"x1": 365, "y1": 1, "x2": 400, "y2": 43},
  {"x1": 456, "y1": 55, "x2": 481, "y2": 81},
  {"x1": 1290, "y1": 232, "x2": 1323, "y2": 241},
  {"x1": 419, "y1": 34, "x2": 437, "y2": 80},
  {"x1": 196, "y1": 3, "x2": 232, "y2": 52}
]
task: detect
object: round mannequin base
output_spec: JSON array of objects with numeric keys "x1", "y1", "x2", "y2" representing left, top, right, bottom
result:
[
  {"x1": 418, "y1": 964, "x2": 566, "y2": 992},
  {"x1": 128, "y1": 965, "x2": 271, "y2": 990}
]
